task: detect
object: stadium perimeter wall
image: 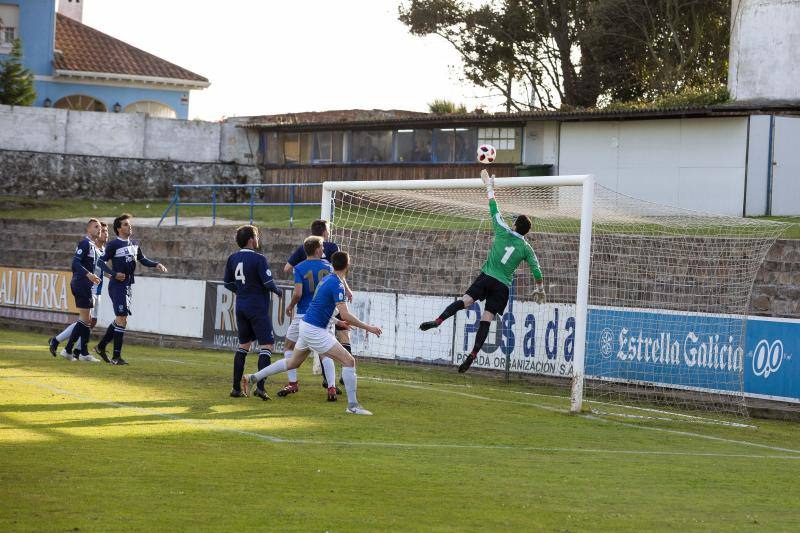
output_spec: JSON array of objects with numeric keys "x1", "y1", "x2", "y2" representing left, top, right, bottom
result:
[{"x1": 0, "y1": 220, "x2": 798, "y2": 407}]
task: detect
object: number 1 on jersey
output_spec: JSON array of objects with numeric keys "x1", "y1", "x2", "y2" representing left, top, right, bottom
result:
[
  {"x1": 500, "y1": 246, "x2": 515, "y2": 264},
  {"x1": 235, "y1": 262, "x2": 245, "y2": 283}
]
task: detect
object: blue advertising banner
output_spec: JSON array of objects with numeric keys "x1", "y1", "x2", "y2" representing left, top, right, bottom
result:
[
  {"x1": 742, "y1": 317, "x2": 799, "y2": 402},
  {"x1": 585, "y1": 307, "x2": 800, "y2": 403}
]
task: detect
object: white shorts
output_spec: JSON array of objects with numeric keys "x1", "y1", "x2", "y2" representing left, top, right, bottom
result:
[
  {"x1": 286, "y1": 314, "x2": 304, "y2": 343},
  {"x1": 296, "y1": 321, "x2": 338, "y2": 355},
  {"x1": 90, "y1": 294, "x2": 101, "y2": 319}
]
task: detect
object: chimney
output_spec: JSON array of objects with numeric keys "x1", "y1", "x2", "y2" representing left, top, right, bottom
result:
[{"x1": 58, "y1": 0, "x2": 83, "y2": 23}]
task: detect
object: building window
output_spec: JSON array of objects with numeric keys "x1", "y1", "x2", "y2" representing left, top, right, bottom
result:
[
  {"x1": 478, "y1": 127, "x2": 521, "y2": 163},
  {"x1": 53, "y1": 95, "x2": 107, "y2": 112},
  {"x1": 124, "y1": 101, "x2": 177, "y2": 118},
  {"x1": 396, "y1": 129, "x2": 433, "y2": 162},
  {"x1": 433, "y1": 128, "x2": 476, "y2": 163},
  {"x1": 351, "y1": 130, "x2": 392, "y2": 163},
  {"x1": 313, "y1": 131, "x2": 344, "y2": 163},
  {"x1": 0, "y1": 5, "x2": 20, "y2": 49}
]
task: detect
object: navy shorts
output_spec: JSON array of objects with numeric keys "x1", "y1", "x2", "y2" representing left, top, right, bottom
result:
[
  {"x1": 236, "y1": 307, "x2": 274, "y2": 346},
  {"x1": 109, "y1": 283, "x2": 133, "y2": 317},
  {"x1": 70, "y1": 279, "x2": 94, "y2": 309}
]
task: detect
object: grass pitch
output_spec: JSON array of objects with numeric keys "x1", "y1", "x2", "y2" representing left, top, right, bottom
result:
[{"x1": 1, "y1": 329, "x2": 799, "y2": 532}]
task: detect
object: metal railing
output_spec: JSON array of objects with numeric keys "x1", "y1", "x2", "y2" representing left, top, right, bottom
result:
[{"x1": 157, "y1": 183, "x2": 322, "y2": 227}]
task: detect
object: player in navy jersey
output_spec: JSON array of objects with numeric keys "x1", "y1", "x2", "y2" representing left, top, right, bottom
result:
[
  {"x1": 224, "y1": 225, "x2": 282, "y2": 399},
  {"x1": 94, "y1": 214, "x2": 168, "y2": 365},
  {"x1": 48, "y1": 218, "x2": 102, "y2": 361},
  {"x1": 277, "y1": 236, "x2": 337, "y2": 398},
  {"x1": 283, "y1": 219, "x2": 353, "y2": 391},
  {"x1": 50, "y1": 221, "x2": 112, "y2": 362},
  {"x1": 245, "y1": 251, "x2": 381, "y2": 415}
]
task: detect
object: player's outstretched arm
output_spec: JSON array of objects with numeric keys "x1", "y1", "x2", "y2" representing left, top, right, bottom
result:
[
  {"x1": 137, "y1": 247, "x2": 166, "y2": 272},
  {"x1": 335, "y1": 302, "x2": 381, "y2": 336},
  {"x1": 223, "y1": 259, "x2": 237, "y2": 293},
  {"x1": 258, "y1": 257, "x2": 281, "y2": 296},
  {"x1": 528, "y1": 247, "x2": 546, "y2": 304}
]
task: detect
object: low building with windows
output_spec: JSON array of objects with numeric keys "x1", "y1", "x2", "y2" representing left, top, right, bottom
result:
[
  {"x1": 0, "y1": 0, "x2": 208, "y2": 119},
  {"x1": 242, "y1": 103, "x2": 800, "y2": 217}
]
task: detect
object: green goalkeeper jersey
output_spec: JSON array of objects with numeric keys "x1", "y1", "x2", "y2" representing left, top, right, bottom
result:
[{"x1": 481, "y1": 199, "x2": 542, "y2": 287}]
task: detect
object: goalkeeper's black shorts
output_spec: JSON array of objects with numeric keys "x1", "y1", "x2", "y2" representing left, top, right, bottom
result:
[{"x1": 465, "y1": 273, "x2": 509, "y2": 316}]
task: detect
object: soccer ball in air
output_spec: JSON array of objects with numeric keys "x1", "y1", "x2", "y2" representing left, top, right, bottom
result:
[{"x1": 477, "y1": 144, "x2": 496, "y2": 164}]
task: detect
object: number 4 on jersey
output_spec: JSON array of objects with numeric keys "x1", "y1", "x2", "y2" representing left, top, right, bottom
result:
[{"x1": 235, "y1": 262, "x2": 245, "y2": 282}]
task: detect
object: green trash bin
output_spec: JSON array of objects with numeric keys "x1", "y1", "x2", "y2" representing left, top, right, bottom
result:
[{"x1": 515, "y1": 164, "x2": 553, "y2": 177}]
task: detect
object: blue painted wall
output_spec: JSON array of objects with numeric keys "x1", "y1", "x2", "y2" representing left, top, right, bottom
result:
[
  {"x1": 2, "y1": 0, "x2": 195, "y2": 119},
  {"x1": 34, "y1": 80, "x2": 190, "y2": 118}
]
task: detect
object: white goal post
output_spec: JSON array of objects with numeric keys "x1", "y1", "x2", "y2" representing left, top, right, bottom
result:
[
  {"x1": 320, "y1": 175, "x2": 783, "y2": 415},
  {"x1": 322, "y1": 175, "x2": 595, "y2": 413}
]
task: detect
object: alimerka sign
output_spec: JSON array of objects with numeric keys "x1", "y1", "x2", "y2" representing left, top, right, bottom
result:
[{"x1": 0, "y1": 266, "x2": 78, "y2": 314}]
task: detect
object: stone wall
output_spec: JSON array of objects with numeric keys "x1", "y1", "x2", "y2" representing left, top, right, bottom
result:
[
  {"x1": 0, "y1": 149, "x2": 261, "y2": 201},
  {"x1": 0, "y1": 219, "x2": 797, "y2": 320}
]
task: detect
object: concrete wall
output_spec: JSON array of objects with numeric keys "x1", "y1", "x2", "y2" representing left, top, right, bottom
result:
[
  {"x1": 729, "y1": 0, "x2": 800, "y2": 101},
  {"x1": 0, "y1": 104, "x2": 255, "y2": 164},
  {"x1": 558, "y1": 117, "x2": 749, "y2": 216}
]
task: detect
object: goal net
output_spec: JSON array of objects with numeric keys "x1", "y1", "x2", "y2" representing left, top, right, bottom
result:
[{"x1": 322, "y1": 176, "x2": 785, "y2": 415}]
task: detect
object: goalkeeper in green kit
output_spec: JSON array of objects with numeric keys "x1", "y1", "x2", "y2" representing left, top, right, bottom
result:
[{"x1": 419, "y1": 169, "x2": 546, "y2": 373}]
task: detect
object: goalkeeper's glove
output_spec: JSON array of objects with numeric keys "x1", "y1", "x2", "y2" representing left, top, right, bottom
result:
[
  {"x1": 533, "y1": 283, "x2": 546, "y2": 305},
  {"x1": 480, "y1": 169, "x2": 495, "y2": 198}
]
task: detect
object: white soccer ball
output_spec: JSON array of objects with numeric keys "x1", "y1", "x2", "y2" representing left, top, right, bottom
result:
[{"x1": 477, "y1": 144, "x2": 496, "y2": 164}]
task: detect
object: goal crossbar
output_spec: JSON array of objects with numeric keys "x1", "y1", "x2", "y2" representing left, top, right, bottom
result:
[{"x1": 321, "y1": 174, "x2": 595, "y2": 413}]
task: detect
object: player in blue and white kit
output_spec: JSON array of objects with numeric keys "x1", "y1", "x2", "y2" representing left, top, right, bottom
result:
[
  {"x1": 50, "y1": 221, "x2": 112, "y2": 361},
  {"x1": 224, "y1": 225, "x2": 281, "y2": 399},
  {"x1": 283, "y1": 219, "x2": 353, "y2": 391},
  {"x1": 94, "y1": 214, "x2": 168, "y2": 365},
  {"x1": 245, "y1": 251, "x2": 381, "y2": 415},
  {"x1": 277, "y1": 236, "x2": 335, "y2": 398},
  {"x1": 48, "y1": 218, "x2": 102, "y2": 361}
]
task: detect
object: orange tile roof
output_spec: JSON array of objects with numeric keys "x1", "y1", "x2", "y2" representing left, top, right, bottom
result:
[{"x1": 53, "y1": 13, "x2": 208, "y2": 85}]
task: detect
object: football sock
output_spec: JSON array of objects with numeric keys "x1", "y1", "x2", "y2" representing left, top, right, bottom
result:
[
  {"x1": 56, "y1": 322, "x2": 76, "y2": 343},
  {"x1": 64, "y1": 320, "x2": 88, "y2": 353},
  {"x1": 284, "y1": 349, "x2": 298, "y2": 382},
  {"x1": 470, "y1": 320, "x2": 492, "y2": 358},
  {"x1": 252, "y1": 358, "x2": 287, "y2": 382},
  {"x1": 342, "y1": 366, "x2": 358, "y2": 407},
  {"x1": 112, "y1": 323, "x2": 126, "y2": 358},
  {"x1": 98, "y1": 323, "x2": 115, "y2": 348},
  {"x1": 78, "y1": 320, "x2": 91, "y2": 356},
  {"x1": 438, "y1": 300, "x2": 466, "y2": 323},
  {"x1": 322, "y1": 357, "x2": 336, "y2": 390},
  {"x1": 232, "y1": 348, "x2": 247, "y2": 391},
  {"x1": 257, "y1": 348, "x2": 272, "y2": 391}
]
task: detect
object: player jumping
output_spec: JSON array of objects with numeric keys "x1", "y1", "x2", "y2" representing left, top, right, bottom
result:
[
  {"x1": 224, "y1": 225, "x2": 281, "y2": 400},
  {"x1": 419, "y1": 170, "x2": 546, "y2": 373},
  {"x1": 244, "y1": 251, "x2": 381, "y2": 415}
]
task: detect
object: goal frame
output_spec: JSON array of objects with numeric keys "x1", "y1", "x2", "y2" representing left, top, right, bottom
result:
[{"x1": 321, "y1": 175, "x2": 595, "y2": 413}]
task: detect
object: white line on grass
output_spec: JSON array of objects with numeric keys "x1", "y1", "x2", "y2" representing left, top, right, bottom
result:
[
  {"x1": 1, "y1": 376, "x2": 798, "y2": 461},
  {"x1": 363, "y1": 377, "x2": 800, "y2": 455},
  {"x1": 122, "y1": 356, "x2": 793, "y2": 454}
]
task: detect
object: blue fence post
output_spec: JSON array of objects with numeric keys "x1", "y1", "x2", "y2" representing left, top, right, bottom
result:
[
  {"x1": 289, "y1": 185, "x2": 296, "y2": 228},
  {"x1": 249, "y1": 186, "x2": 255, "y2": 224},
  {"x1": 174, "y1": 188, "x2": 180, "y2": 226},
  {"x1": 211, "y1": 187, "x2": 217, "y2": 226}
]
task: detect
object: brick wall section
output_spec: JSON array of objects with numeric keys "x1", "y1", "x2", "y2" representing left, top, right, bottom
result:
[
  {"x1": 0, "y1": 219, "x2": 797, "y2": 319},
  {"x1": 0, "y1": 149, "x2": 261, "y2": 201}
]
